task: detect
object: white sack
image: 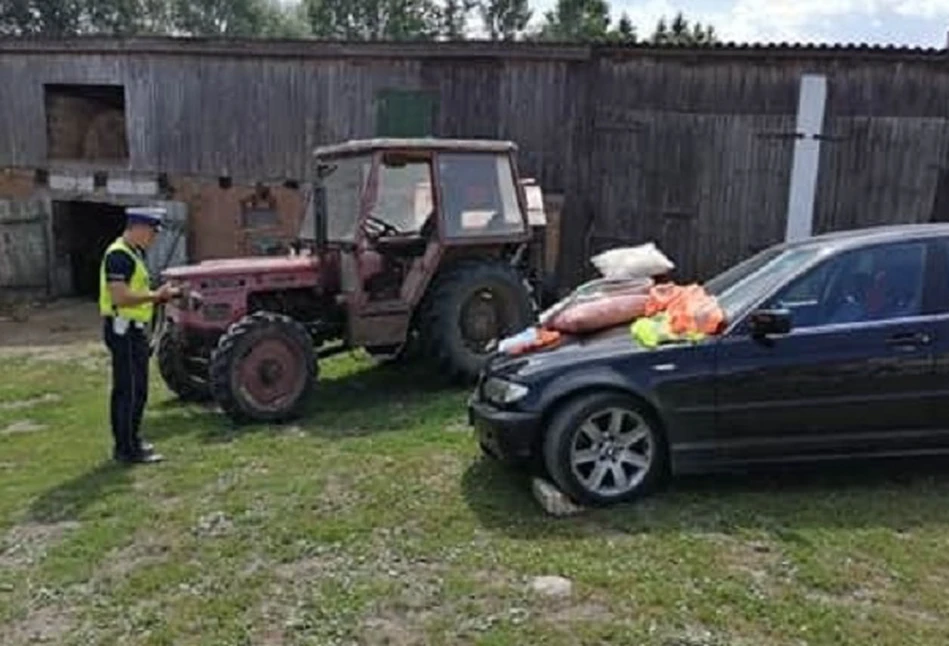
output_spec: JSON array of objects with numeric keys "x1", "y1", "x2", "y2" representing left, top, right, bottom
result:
[{"x1": 590, "y1": 242, "x2": 674, "y2": 280}]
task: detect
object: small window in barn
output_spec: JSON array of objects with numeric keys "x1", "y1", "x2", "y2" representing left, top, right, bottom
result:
[
  {"x1": 375, "y1": 89, "x2": 437, "y2": 137},
  {"x1": 44, "y1": 84, "x2": 129, "y2": 163},
  {"x1": 240, "y1": 185, "x2": 280, "y2": 229}
]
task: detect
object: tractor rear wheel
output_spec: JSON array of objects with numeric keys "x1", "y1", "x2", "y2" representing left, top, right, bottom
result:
[
  {"x1": 156, "y1": 322, "x2": 211, "y2": 402},
  {"x1": 209, "y1": 312, "x2": 317, "y2": 423},
  {"x1": 422, "y1": 261, "x2": 532, "y2": 383}
]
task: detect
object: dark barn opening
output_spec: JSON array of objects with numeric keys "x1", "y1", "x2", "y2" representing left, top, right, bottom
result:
[
  {"x1": 44, "y1": 83, "x2": 129, "y2": 162},
  {"x1": 52, "y1": 201, "x2": 127, "y2": 298}
]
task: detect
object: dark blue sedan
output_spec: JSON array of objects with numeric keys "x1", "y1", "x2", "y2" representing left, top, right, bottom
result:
[{"x1": 469, "y1": 224, "x2": 949, "y2": 506}]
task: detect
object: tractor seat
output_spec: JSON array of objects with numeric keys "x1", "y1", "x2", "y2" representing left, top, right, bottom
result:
[{"x1": 374, "y1": 234, "x2": 428, "y2": 257}]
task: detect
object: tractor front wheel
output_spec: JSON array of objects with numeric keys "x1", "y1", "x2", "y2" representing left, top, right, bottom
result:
[
  {"x1": 209, "y1": 312, "x2": 317, "y2": 424},
  {"x1": 422, "y1": 261, "x2": 532, "y2": 383},
  {"x1": 156, "y1": 322, "x2": 211, "y2": 402}
]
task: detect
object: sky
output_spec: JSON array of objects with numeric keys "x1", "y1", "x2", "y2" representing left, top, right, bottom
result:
[{"x1": 527, "y1": 0, "x2": 949, "y2": 46}]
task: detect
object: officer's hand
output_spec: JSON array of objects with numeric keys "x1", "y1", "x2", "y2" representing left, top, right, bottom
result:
[{"x1": 154, "y1": 283, "x2": 179, "y2": 303}]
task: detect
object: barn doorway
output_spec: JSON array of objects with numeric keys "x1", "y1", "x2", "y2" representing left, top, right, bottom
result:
[{"x1": 52, "y1": 201, "x2": 126, "y2": 298}]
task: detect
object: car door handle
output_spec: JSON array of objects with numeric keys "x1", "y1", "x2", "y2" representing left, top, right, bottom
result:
[{"x1": 886, "y1": 332, "x2": 932, "y2": 347}]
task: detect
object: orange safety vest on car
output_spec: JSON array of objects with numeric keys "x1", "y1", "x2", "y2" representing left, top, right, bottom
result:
[{"x1": 644, "y1": 284, "x2": 725, "y2": 336}]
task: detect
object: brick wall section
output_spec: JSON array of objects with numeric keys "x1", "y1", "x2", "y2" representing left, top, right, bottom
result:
[
  {"x1": 172, "y1": 178, "x2": 305, "y2": 261},
  {"x1": 0, "y1": 169, "x2": 38, "y2": 199},
  {"x1": 0, "y1": 168, "x2": 307, "y2": 281}
]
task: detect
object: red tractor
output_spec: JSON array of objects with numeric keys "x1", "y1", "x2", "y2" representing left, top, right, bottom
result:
[{"x1": 156, "y1": 138, "x2": 550, "y2": 423}]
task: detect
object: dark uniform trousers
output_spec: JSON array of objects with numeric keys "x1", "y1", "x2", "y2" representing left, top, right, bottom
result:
[{"x1": 103, "y1": 318, "x2": 149, "y2": 456}]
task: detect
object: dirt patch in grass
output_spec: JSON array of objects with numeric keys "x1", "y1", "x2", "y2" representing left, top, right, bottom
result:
[
  {"x1": 806, "y1": 588, "x2": 942, "y2": 626},
  {"x1": 0, "y1": 393, "x2": 61, "y2": 411},
  {"x1": 0, "y1": 604, "x2": 75, "y2": 646},
  {"x1": 542, "y1": 600, "x2": 614, "y2": 624},
  {"x1": 313, "y1": 472, "x2": 364, "y2": 513},
  {"x1": 271, "y1": 548, "x2": 517, "y2": 644},
  {"x1": 658, "y1": 625, "x2": 735, "y2": 646},
  {"x1": 273, "y1": 552, "x2": 344, "y2": 581},
  {"x1": 1, "y1": 420, "x2": 48, "y2": 435},
  {"x1": 248, "y1": 600, "x2": 291, "y2": 645},
  {"x1": 0, "y1": 299, "x2": 99, "y2": 349},
  {"x1": 0, "y1": 520, "x2": 80, "y2": 569},
  {"x1": 95, "y1": 533, "x2": 173, "y2": 582},
  {"x1": 361, "y1": 611, "x2": 435, "y2": 646},
  {"x1": 709, "y1": 533, "x2": 791, "y2": 592},
  {"x1": 805, "y1": 578, "x2": 941, "y2": 626},
  {"x1": 358, "y1": 566, "x2": 529, "y2": 643}
]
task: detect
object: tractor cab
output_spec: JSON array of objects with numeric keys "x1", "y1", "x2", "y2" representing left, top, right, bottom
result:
[{"x1": 302, "y1": 138, "x2": 535, "y2": 352}]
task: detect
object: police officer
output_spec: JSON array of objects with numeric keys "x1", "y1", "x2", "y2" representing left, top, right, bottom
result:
[{"x1": 99, "y1": 206, "x2": 178, "y2": 464}]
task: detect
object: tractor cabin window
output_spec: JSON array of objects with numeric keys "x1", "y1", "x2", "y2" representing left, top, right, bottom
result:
[
  {"x1": 370, "y1": 153, "x2": 434, "y2": 236},
  {"x1": 438, "y1": 153, "x2": 524, "y2": 239},
  {"x1": 321, "y1": 155, "x2": 371, "y2": 243}
]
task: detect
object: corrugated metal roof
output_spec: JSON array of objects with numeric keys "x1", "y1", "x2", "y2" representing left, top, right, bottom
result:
[
  {"x1": 0, "y1": 36, "x2": 946, "y2": 61},
  {"x1": 603, "y1": 40, "x2": 945, "y2": 53}
]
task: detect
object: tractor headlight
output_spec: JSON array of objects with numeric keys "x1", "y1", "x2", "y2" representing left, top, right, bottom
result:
[{"x1": 482, "y1": 377, "x2": 529, "y2": 406}]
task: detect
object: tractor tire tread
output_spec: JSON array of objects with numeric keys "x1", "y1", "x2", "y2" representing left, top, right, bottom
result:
[
  {"x1": 420, "y1": 260, "x2": 531, "y2": 384},
  {"x1": 209, "y1": 311, "x2": 317, "y2": 424},
  {"x1": 156, "y1": 322, "x2": 211, "y2": 402}
]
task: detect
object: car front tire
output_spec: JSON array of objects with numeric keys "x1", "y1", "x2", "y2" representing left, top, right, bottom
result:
[{"x1": 543, "y1": 392, "x2": 668, "y2": 506}]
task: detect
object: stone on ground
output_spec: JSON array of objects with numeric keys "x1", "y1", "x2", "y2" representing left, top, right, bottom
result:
[
  {"x1": 529, "y1": 575, "x2": 573, "y2": 598},
  {"x1": 531, "y1": 476, "x2": 585, "y2": 517}
]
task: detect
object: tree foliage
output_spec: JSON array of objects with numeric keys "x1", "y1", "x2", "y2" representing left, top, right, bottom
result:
[
  {"x1": 535, "y1": 0, "x2": 609, "y2": 41},
  {"x1": 303, "y1": 0, "x2": 442, "y2": 40},
  {"x1": 0, "y1": 0, "x2": 300, "y2": 37},
  {"x1": 608, "y1": 12, "x2": 635, "y2": 43},
  {"x1": 533, "y1": 0, "x2": 643, "y2": 43},
  {"x1": 479, "y1": 0, "x2": 531, "y2": 41},
  {"x1": 652, "y1": 11, "x2": 718, "y2": 46},
  {"x1": 0, "y1": 0, "x2": 718, "y2": 44},
  {"x1": 0, "y1": 0, "x2": 86, "y2": 35}
]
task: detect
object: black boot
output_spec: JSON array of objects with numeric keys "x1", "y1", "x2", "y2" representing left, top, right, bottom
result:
[{"x1": 113, "y1": 446, "x2": 164, "y2": 464}]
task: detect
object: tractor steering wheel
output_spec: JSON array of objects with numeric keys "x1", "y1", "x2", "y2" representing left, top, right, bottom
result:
[{"x1": 364, "y1": 215, "x2": 402, "y2": 238}]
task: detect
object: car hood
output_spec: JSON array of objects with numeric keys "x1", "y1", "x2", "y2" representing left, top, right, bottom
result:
[
  {"x1": 162, "y1": 255, "x2": 318, "y2": 280},
  {"x1": 489, "y1": 325, "x2": 660, "y2": 379}
]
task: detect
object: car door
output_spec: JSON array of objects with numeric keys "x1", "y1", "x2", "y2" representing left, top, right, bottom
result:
[
  {"x1": 713, "y1": 238, "x2": 939, "y2": 464},
  {"x1": 929, "y1": 238, "x2": 949, "y2": 431}
]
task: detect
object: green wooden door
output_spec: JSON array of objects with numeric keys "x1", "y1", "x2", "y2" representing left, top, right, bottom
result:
[{"x1": 376, "y1": 90, "x2": 436, "y2": 137}]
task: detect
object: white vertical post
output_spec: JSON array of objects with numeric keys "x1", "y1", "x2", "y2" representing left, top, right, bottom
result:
[{"x1": 784, "y1": 74, "x2": 827, "y2": 242}]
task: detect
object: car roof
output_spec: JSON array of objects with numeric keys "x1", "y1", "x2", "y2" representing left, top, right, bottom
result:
[
  {"x1": 778, "y1": 223, "x2": 949, "y2": 254},
  {"x1": 313, "y1": 138, "x2": 517, "y2": 157}
]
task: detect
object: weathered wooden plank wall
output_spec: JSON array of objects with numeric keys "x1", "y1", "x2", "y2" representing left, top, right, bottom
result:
[
  {"x1": 565, "y1": 52, "x2": 949, "y2": 284},
  {"x1": 4, "y1": 40, "x2": 949, "y2": 291},
  {"x1": 0, "y1": 198, "x2": 49, "y2": 290}
]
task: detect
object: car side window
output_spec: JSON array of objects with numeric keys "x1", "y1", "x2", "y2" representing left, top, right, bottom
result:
[
  {"x1": 766, "y1": 241, "x2": 927, "y2": 329},
  {"x1": 924, "y1": 238, "x2": 949, "y2": 314}
]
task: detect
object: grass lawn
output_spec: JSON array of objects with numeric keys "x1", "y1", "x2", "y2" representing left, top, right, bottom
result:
[{"x1": 2, "y1": 339, "x2": 949, "y2": 645}]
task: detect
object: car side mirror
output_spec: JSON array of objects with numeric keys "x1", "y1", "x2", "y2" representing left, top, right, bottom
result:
[{"x1": 748, "y1": 308, "x2": 792, "y2": 338}]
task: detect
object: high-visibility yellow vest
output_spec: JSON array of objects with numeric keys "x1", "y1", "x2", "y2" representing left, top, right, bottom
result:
[{"x1": 98, "y1": 237, "x2": 153, "y2": 323}]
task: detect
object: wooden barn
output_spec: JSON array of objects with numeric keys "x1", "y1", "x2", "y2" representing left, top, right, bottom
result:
[{"x1": 2, "y1": 36, "x2": 949, "y2": 301}]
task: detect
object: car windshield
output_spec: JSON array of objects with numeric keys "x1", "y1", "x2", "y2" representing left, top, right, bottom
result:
[
  {"x1": 299, "y1": 154, "x2": 370, "y2": 242},
  {"x1": 704, "y1": 244, "x2": 826, "y2": 321}
]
